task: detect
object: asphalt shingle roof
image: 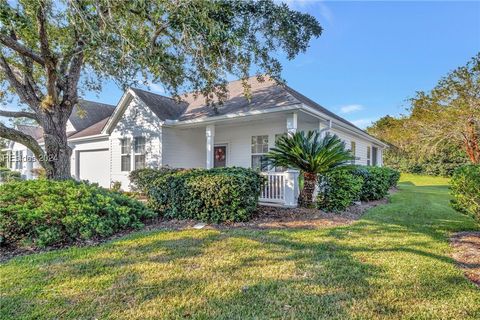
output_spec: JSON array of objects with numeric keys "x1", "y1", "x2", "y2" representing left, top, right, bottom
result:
[
  {"x1": 17, "y1": 77, "x2": 375, "y2": 142},
  {"x1": 69, "y1": 100, "x2": 116, "y2": 132}
]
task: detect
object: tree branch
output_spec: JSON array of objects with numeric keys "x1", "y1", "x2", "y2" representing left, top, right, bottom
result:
[
  {"x1": 0, "y1": 33, "x2": 45, "y2": 66},
  {"x1": 36, "y1": 1, "x2": 58, "y2": 103},
  {"x1": 0, "y1": 109, "x2": 38, "y2": 121},
  {"x1": 0, "y1": 54, "x2": 40, "y2": 109},
  {"x1": 0, "y1": 122, "x2": 51, "y2": 172}
]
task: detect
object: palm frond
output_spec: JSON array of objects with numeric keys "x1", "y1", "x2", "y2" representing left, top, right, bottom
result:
[{"x1": 265, "y1": 131, "x2": 355, "y2": 174}]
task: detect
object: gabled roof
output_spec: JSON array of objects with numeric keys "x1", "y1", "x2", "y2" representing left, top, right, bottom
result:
[
  {"x1": 131, "y1": 76, "x2": 370, "y2": 135},
  {"x1": 130, "y1": 88, "x2": 187, "y2": 120},
  {"x1": 178, "y1": 77, "x2": 299, "y2": 121},
  {"x1": 11, "y1": 100, "x2": 116, "y2": 144},
  {"x1": 69, "y1": 100, "x2": 115, "y2": 133}
]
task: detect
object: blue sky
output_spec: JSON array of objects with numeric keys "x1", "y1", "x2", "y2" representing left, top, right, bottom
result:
[{"x1": 3, "y1": 1, "x2": 479, "y2": 129}]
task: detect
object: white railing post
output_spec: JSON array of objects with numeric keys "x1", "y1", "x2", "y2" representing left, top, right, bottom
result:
[{"x1": 284, "y1": 169, "x2": 299, "y2": 207}]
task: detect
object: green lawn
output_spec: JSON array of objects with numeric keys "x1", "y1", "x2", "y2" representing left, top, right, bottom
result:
[{"x1": 1, "y1": 174, "x2": 479, "y2": 319}]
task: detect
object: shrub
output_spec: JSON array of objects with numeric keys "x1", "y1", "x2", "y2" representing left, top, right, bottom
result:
[
  {"x1": 0, "y1": 179, "x2": 155, "y2": 248},
  {"x1": 317, "y1": 169, "x2": 364, "y2": 212},
  {"x1": 384, "y1": 167, "x2": 401, "y2": 188},
  {"x1": 129, "y1": 167, "x2": 180, "y2": 193},
  {"x1": 0, "y1": 167, "x2": 22, "y2": 182},
  {"x1": 131, "y1": 167, "x2": 263, "y2": 223},
  {"x1": 450, "y1": 165, "x2": 480, "y2": 221},
  {"x1": 352, "y1": 166, "x2": 392, "y2": 201}
]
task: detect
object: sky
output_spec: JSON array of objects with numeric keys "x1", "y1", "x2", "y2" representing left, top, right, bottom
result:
[{"x1": 3, "y1": 1, "x2": 480, "y2": 129}]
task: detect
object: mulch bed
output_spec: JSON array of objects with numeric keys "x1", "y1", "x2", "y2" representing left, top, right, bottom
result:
[
  {"x1": 0, "y1": 196, "x2": 389, "y2": 263},
  {"x1": 450, "y1": 232, "x2": 480, "y2": 287}
]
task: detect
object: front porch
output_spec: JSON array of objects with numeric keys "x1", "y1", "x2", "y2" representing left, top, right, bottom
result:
[{"x1": 162, "y1": 111, "x2": 325, "y2": 207}]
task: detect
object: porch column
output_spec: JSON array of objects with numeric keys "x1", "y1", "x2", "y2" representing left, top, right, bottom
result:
[
  {"x1": 319, "y1": 119, "x2": 332, "y2": 138},
  {"x1": 206, "y1": 124, "x2": 215, "y2": 169},
  {"x1": 286, "y1": 112, "x2": 298, "y2": 136},
  {"x1": 284, "y1": 169, "x2": 300, "y2": 207}
]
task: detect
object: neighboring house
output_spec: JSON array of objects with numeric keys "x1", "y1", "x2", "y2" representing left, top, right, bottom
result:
[{"x1": 3, "y1": 77, "x2": 387, "y2": 207}]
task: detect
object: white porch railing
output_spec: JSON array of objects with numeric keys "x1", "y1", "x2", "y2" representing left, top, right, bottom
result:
[{"x1": 259, "y1": 170, "x2": 299, "y2": 207}]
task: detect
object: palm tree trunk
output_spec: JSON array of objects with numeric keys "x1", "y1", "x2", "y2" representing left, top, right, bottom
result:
[{"x1": 299, "y1": 172, "x2": 317, "y2": 207}]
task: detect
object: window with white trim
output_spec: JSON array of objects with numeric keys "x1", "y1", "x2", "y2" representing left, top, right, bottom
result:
[
  {"x1": 350, "y1": 141, "x2": 356, "y2": 164},
  {"x1": 251, "y1": 135, "x2": 269, "y2": 171},
  {"x1": 367, "y1": 146, "x2": 371, "y2": 166},
  {"x1": 134, "y1": 137, "x2": 146, "y2": 169},
  {"x1": 120, "y1": 138, "x2": 131, "y2": 172}
]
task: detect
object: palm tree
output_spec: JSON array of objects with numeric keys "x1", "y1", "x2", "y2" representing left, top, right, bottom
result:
[{"x1": 265, "y1": 130, "x2": 354, "y2": 207}]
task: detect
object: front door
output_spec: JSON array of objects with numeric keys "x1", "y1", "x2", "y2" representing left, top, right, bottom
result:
[{"x1": 214, "y1": 145, "x2": 227, "y2": 168}]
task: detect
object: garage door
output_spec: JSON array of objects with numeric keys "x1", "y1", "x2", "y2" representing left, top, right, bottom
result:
[{"x1": 78, "y1": 149, "x2": 110, "y2": 188}]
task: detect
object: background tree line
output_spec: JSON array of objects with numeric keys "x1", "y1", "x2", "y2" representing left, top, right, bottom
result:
[{"x1": 367, "y1": 54, "x2": 479, "y2": 176}]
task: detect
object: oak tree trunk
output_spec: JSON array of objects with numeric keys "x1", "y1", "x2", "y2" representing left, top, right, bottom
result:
[
  {"x1": 40, "y1": 108, "x2": 72, "y2": 180},
  {"x1": 299, "y1": 172, "x2": 317, "y2": 208}
]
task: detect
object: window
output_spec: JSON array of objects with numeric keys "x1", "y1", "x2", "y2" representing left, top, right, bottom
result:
[
  {"x1": 367, "y1": 146, "x2": 371, "y2": 166},
  {"x1": 350, "y1": 141, "x2": 356, "y2": 164},
  {"x1": 15, "y1": 151, "x2": 23, "y2": 170},
  {"x1": 251, "y1": 135, "x2": 269, "y2": 171},
  {"x1": 134, "y1": 137, "x2": 146, "y2": 169},
  {"x1": 372, "y1": 147, "x2": 378, "y2": 166},
  {"x1": 120, "y1": 138, "x2": 131, "y2": 171}
]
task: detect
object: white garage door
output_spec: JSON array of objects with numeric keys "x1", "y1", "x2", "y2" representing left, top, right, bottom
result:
[{"x1": 78, "y1": 149, "x2": 110, "y2": 188}]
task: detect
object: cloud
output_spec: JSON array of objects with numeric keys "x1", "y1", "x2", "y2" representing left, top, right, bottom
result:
[
  {"x1": 340, "y1": 104, "x2": 363, "y2": 114},
  {"x1": 351, "y1": 118, "x2": 375, "y2": 129},
  {"x1": 278, "y1": 0, "x2": 333, "y2": 24}
]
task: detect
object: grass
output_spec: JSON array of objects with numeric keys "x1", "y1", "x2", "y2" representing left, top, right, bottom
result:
[{"x1": 1, "y1": 174, "x2": 479, "y2": 319}]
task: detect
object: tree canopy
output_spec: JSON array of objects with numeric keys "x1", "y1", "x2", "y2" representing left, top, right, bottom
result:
[
  {"x1": 368, "y1": 53, "x2": 480, "y2": 175},
  {"x1": 0, "y1": 0, "x2": 321, "y2": 179}
]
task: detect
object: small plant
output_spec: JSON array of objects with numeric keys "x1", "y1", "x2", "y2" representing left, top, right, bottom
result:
[
  {"x1": 351, "y1": 166, "x2": 397, "y2": 201},
  {"x1": 111, "y1": 180, "x2": 122, "y2": 192}
]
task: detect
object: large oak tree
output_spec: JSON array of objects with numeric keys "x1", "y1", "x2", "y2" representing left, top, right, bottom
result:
[{"x1": 0, "y1": 0, "x2": 321, "y2": 179}]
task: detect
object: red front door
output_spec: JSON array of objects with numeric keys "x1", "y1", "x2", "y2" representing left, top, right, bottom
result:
[{"x1": 214, "y1": 146, "x2": 227, "y2": 168}]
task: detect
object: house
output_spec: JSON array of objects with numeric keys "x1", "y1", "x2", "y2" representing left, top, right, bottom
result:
[{"x1": 3, "y1": 77, "x2": 387, "y2": 207}]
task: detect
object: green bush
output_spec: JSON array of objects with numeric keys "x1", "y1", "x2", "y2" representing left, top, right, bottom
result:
[
  {"x1": 352, "y1": 166, "x2": 393, "y2": 201},
  {"x1": 131, "y1": 167, "x2": 263, "y2": 223},
  {"x1": 450, "y1": 165, "x2": 480, "y2": 221},
  {"x1": 317, "y1": 169, "x2": 364, "y2": 212},
  {"x1": 384, "y1": 167, "x2": 401, "y2": 188},
  {"x1": 0, "y1": 179, "x2": 155, "y2": 248},
  {"x1": 0, "y1": 167, "x2": 22, "y2": 182}
]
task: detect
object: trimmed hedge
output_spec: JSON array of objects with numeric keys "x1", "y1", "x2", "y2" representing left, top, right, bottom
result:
[
  {"x1": 317, "y1": 166, "x2": 400, "y2": 211},
  {"x1": 450, "y1": 165, "x2": 480, "y2": 221},
  {"x1": 317, "y1": 169, "x2": 364, "y2": 212},
  {"x1": 130, "y1": 167, "x2": 263, "y2": 223},
  {"x1": 352, "y1": 166, "x2": 396, "y2": 201},
  {"x1": 0, "y1": 180, "x2": 155, "y2": 248}
]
